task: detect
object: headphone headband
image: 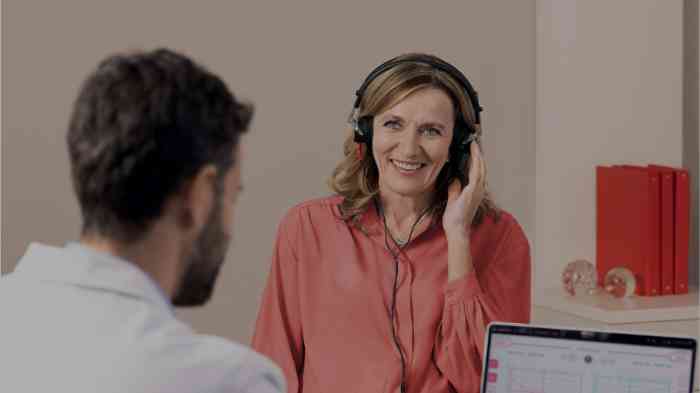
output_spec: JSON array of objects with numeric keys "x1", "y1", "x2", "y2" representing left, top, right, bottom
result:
[{"x1": 351, "y1": 54, "x2": 482, "y2": 125}]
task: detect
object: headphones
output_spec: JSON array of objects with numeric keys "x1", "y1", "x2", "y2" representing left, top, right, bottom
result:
[{"x1": 348, "y1": 53, "x2": 483, "y2": 186}]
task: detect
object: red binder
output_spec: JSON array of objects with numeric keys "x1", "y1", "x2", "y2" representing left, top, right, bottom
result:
[
  {"x1": 648, "y1": 165, "x2": 676, "y2": 295},
  {"x1": 646, "y1": 165, "x2": 690, "y2": 295},
  {"x1": 596, "y1": 166, "x2": 661, "y2": 296},
  {"x1": 674, "y1": 169, "x2": 690, "y2": 294}
]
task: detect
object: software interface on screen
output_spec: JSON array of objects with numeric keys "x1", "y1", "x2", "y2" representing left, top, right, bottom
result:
[{"x1": 483, "y1": 333, "x2": 694, "y2": 393}]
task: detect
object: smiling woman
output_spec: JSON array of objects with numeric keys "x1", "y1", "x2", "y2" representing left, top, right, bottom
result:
[
  {"x1": 252, "y1": 53, "x2": 531, "y2": 393},
  {"x1": 330, "y1": 54, "x2": 498, "y2": 230}
]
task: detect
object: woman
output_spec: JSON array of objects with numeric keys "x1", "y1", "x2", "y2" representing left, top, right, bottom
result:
[{"x1": 252, "y1": 53, "x2": 530, "y2": 393}]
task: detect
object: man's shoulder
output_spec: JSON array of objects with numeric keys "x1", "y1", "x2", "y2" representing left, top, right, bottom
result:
[
  {"x1": 190, "y1": 334, "x2": 281, "y2": 369},
  {"x1": 117, "y1": 333, "x2": 285, "y2": 392},
  {"x1": 204, "y1": 335, "x2": 285, "y2": 389}
]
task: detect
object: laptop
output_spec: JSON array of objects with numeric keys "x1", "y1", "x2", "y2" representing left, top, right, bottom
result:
[{"x1": 481, "y1": 323, "x2": 697, "y2": 393}]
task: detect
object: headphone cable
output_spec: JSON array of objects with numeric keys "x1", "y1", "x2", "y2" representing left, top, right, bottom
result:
[{"x1": 378, "y1": 199, "x2": 432, "y2": 393}]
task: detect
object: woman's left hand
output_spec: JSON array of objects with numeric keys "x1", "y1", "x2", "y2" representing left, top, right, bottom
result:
[{"x1": 442, "y1": 142, "x2": 486, "y2": 241}]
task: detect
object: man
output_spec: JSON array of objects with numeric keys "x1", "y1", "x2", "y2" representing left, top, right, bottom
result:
[{"x1": 0, "y1": 48, "x2": 285, "y2": 393}]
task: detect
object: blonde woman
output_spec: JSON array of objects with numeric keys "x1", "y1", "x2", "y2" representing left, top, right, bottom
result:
[{"x1": 252, "y1": 53, "x2": 531, "y2": 393}]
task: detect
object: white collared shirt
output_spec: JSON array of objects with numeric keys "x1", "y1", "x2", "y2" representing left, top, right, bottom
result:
[{"x1": 0, "y1": 242, "x2": 285, "y2": 393}]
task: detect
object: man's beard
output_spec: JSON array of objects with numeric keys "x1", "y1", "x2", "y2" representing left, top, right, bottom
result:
[{"x1": 172, "y1": 197, "x2": 230, "y2": 307}]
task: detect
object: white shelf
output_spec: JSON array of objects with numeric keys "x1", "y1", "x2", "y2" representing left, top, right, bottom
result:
[{"x1": 534, "y1": 287, "x2": 699, "y2": 324}]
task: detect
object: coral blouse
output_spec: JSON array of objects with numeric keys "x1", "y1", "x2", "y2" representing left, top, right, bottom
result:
[{"x1": 252, "y1": 195, "x2": 530, "y2": 393}]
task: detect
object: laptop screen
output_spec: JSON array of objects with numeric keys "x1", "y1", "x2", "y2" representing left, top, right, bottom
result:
[{"x1": 482, "y1": 323, "x2": 697, "y2": 393}]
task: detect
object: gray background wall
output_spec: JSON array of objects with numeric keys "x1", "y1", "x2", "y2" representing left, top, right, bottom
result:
[
  {"x1": 685, "y1": 0, "x2": 699, "y2": 293},
  {"x1": 2, "y1": 1, "x2": 697, "y2": 345},
  {"x1": 1, "y1": 1, "x2": 537, "y2": 343}
]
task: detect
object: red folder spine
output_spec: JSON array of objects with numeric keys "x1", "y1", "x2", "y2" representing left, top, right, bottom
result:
[
  {"x1": 646, "y1": 171, "x2": 661, "y2": 296},
  {"x1": 649, "y1": 166, "x2": 675, "y2": 295},
  {"x1": 674, "y1": 170, "x2": 690, "y2": 294}
]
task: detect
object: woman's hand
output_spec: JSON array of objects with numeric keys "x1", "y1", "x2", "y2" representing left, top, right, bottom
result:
[{"x1": 442, "y1": 142, "x2": 486, "y2": 241}]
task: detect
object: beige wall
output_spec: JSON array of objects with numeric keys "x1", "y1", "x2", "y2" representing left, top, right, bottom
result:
[
  {"x1": 535, "y1": 0, "x2": 686, "y2": 297},
  {"x1": 1, "y1": 1, "x2": 537, "y2": 343},
  {"x1": 697, "y1": 0, "x2": 700, "y2": 298},
  {"x1": 534, "y1": 3, "x2": 696, "y2": 384},
  {"x1": 679, "y1": 0, "x2": 700, "y2": 293}
]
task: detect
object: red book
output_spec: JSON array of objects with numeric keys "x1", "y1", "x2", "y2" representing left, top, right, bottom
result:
[
  {"x1": 597, "y1": 166, "x2": 661, "y2": 296},
  {"x1": 674, "y1": 169, "x2": 690, "y2": 294},
  {"x1": 646, "y1": 165, "x2": 691, "y2": 295},
  {"x1": 648, "y1": 165, "x2": 676, "y2": 295}
]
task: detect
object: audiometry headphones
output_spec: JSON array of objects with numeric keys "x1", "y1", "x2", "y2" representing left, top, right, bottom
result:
[{"x1": 348, "y1": 53, "x2": 483, "y2": 186}]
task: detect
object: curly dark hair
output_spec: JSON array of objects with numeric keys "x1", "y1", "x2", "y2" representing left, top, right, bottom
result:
[{"x1": 67, "y1": 48, "x2": 253, "y2": 242}]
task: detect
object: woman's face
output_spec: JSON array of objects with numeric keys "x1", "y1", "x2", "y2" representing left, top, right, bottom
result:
[{"x1": 372, "y1": 87, "x2": 455, "y2": 200}]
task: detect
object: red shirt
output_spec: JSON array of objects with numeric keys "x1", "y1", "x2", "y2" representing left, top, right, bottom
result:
[{"x1": 252, "y1": 195, "x2": 531, "y2": 393}]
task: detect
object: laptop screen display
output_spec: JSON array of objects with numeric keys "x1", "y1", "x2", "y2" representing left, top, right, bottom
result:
[{"x1": 482, "y1": 324, "x2": 696, "y2": 393}]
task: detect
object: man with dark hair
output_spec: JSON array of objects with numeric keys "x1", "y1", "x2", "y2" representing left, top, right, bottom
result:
[{"x1": 0, "y1": 49, "x2": 285, "y2": 392}]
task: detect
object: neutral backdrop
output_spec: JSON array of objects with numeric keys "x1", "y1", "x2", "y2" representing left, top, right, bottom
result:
[{"x1": 1, "y1": 1, "x2": 537, "y2": 343}]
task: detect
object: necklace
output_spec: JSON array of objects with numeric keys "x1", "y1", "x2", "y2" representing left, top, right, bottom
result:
[
  {"x1": 375, "y1": 198, "x2": 434, "y2": 249},
  {"x1": 392, "y1": 235, "x2": 408, "y2": 247},
  {"x1": 388, "y1": 213, "x2": 429, "y2": 248}
]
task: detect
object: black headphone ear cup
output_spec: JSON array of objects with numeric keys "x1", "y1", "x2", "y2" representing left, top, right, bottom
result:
[
  {"x1": 451, "y1": 119, "x2": 471, "y2": 152},
  {"x1": 448, "y1": 120, "x2": 473, "y2": 186},
  {"x1": 354, "y1": 115, "x2": 374, "y2": 144}
]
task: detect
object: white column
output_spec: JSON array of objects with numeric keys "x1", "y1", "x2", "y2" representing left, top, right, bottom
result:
[{"x1": 535, "y1": 0, "x2": 685, "y2": 297}]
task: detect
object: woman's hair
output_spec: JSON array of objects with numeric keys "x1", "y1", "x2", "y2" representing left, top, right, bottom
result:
[{"x1": 328, "y1": 53, "x2": 499, "y2": 227}]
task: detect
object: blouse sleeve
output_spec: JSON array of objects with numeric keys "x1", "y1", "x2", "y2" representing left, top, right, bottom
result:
[
  {"x1": 251, "y1": 210, "x2": 304, "y2": 393},
  {"x1": 433, "y1": 222, "x2": 531, "y2": 393}
]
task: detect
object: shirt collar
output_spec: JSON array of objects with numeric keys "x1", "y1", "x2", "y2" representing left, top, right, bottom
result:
[
  {"x1": 356, "y1": 198, "x2": 384, "y2": 236},
  {"x1": 13, "y1": 242, "x2": 174, "y2": 315},
  {"x1": 355, "y1": 197, "x2": 441, "y2": 243}
]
